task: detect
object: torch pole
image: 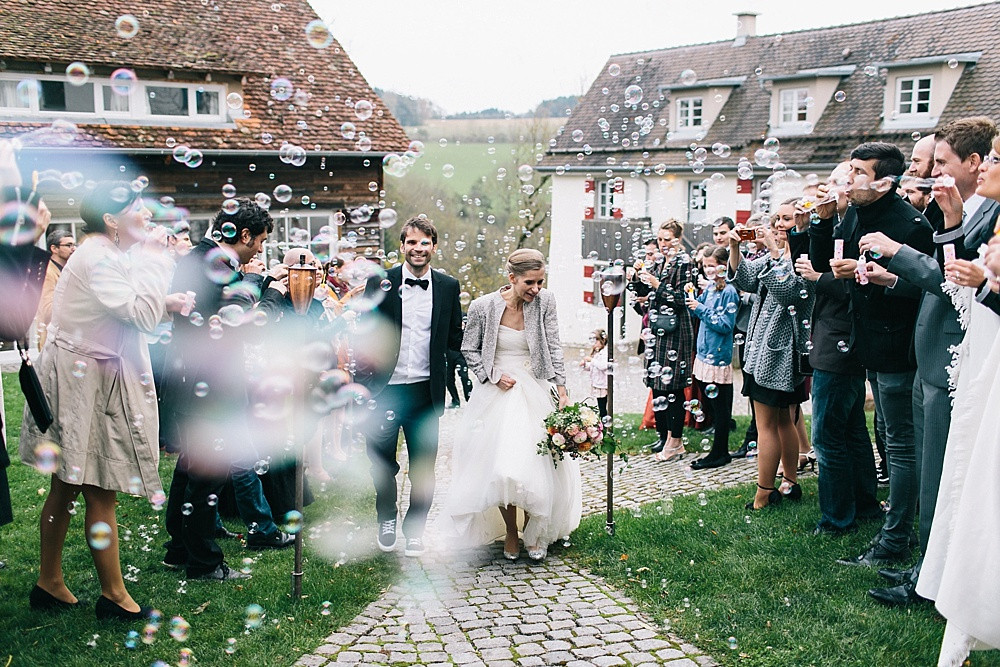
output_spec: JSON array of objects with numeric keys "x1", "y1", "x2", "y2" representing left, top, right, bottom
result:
[{"x1": 605, "y1": 302, "x2": 616, "y2": 537}]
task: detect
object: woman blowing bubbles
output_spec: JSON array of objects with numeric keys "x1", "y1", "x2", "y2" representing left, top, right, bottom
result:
[
  {"x1": 445, "y1": 249, "x2": 581, "y2": 562},
  {"x1": 20, "y1": 182, "x2": 188, "y2": 620}
]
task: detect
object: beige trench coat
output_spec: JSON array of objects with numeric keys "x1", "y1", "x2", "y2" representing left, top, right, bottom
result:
[{"x1": 20, "y1": 235, "x2": 173, "y2": 500}]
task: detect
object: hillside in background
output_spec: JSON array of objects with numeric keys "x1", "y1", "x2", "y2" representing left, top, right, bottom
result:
[{"x1": 375, "y1": 89, "x2": 578, "y2": 126}]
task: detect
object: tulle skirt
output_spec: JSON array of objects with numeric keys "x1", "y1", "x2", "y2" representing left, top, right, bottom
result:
[{"x1": 443, "y1": 359, "x2": 581, "y2": 549}]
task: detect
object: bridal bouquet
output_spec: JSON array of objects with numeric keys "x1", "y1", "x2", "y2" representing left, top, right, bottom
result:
[{"x1": 537, "y1": 401, "x2": 605, "y2": 466}]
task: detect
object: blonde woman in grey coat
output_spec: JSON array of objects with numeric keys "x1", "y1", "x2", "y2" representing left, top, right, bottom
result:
[{"x1": 444, "y1": 249, "x2": 581, "y2": 562}]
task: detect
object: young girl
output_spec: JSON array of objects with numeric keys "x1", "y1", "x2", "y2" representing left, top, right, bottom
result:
[
  {"x1": 686, "y1": 245, "x2": 740, "y2": 470},
  {"x1": 582, "y1": 328, "x2": 609, "y2": 421}
]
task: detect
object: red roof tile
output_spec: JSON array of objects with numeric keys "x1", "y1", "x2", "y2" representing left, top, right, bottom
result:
[{"x1": 0, "y1": 0, "x2": 409, "y2": 153}]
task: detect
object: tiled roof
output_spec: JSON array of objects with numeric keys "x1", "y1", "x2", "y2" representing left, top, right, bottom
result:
[
  {"x1": 542, "y1": 2, "x2": 1000, "y2": 170},
  {"x1": 0, "y1": 0, "x2": 409, "y2": 153}
]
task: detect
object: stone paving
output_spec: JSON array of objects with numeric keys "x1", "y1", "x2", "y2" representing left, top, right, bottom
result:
[{"x1": 295, "y1": 359, "x2": 779, "y2": 667}]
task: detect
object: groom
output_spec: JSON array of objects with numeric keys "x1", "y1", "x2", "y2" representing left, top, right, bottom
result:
[{"x1": 361, "y1": 215, "x2": 462, "y2": 557}]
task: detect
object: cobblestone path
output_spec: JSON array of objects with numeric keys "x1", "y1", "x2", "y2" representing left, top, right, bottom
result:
[{"x1": 295, "y1": 368, "x2": 768, "y2": 667}]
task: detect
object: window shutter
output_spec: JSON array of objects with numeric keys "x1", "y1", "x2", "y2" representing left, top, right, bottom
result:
[{"x1": 611, "y1": 177, "x2": 624, "y2": 218}]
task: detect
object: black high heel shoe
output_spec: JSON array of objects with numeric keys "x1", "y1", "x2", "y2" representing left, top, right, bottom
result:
[
  {"x1": 95, "y1": 595, "x2": 153, "y2": 621},
  {"x1": 649, "y1": 439, "x2": 666, "y2": 454},
  {"x1": 29, "y1": 585, "x2": 84, "y2": 611},
  {"x1": 745, "y1": 484, "x2": 781, "y2": 510},
  {"x1": 779, "y1": 474, "x2": 802, "y2": 501},
  {"x1": 797, "y1": 451, "x2": 817, "y2": 473}
]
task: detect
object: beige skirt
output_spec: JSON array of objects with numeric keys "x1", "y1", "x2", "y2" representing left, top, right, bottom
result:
[{"x1": 692, "y1": 357, "x2": 733, "y2": 385}]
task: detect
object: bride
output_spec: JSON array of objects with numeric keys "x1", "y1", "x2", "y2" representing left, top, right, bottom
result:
[{"x1": 444, "y1": 249, "x2": 582, "y2": 561}]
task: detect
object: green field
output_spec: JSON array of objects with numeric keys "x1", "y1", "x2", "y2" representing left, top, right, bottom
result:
[{"x1": 408, "y1": 140, "x2": 518, "y2": 195}]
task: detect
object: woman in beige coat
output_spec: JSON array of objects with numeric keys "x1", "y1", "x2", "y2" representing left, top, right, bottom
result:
[{"x1": 20, "y1": 181, "x2": 184, "y2": 620}]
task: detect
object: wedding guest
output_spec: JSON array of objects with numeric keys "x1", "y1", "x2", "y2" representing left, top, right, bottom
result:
[
  {"x1": 640, "y1": 220, "x2": 699, "y2": 462},
  {"x1": 19, "y1": 181, "x2": 186, "y2": 620},
  {"x1": 727, "y1": 213, "x2": 815, "y2": 509},
  {"x1": 35, "y1": 228, "x2": 75, "y2": 349},
  {"x1": 686, "y1": 245, "x2": 739, "y2": 470},
  {"x1": 582, "y1": 327, "x2": 609, "y2": 420}
]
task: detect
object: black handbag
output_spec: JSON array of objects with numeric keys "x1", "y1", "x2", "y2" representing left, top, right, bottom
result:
[
  {"x1": 17, "y1": 341, "x2": 53, "y2": 432},
  {"x1": 790, "y1": 324, "x2": 813, "y2": 378}
]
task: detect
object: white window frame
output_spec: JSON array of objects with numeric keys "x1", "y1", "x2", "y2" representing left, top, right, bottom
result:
[
  {"x1": 597, "y1": 180, "x2": 615, "y2": 219},
  {"x1": 895, "y1": 76, "x2": 932, "y2": 117},
  {"x1": 0, "y1": 73, "x2": 230, "y2": 124},
  {"x1": 676, "y1": 97, "x2": 703, "y2": 129},
  {"x1": 778, "y1": 88, "x2": 810, "y2": 126},
  {"x1": 688, "y1": 181, "x2": 707, "y2": 212}
]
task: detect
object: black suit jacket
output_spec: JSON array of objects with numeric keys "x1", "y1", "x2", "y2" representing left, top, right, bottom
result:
[{"x1": 360, "y1": 265, "x2": 463, "y2": 415}]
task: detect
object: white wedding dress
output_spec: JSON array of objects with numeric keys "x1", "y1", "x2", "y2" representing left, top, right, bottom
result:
[
  {"x1": 444, "y1": 325, "x2": 582, "y2": 549},
  {"x1": 915, "y1": 270, "x2": 1000, "y2": 665}
]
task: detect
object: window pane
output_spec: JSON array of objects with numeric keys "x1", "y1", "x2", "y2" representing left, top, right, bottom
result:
[
  {"x1": 900, "y1": 79, "x2": 913, "y2": 91},
  {"x1": 39, "y1": 80, "x2": 95, "y2": 113},
  {"x1": 146, "y1": 86, "x2": 188, "y2": 116},
  {"x1": 196, "y1": 90, "x2": 219, "y2": 115},
  {"x1": 103, "y1": 86, "x2": 130, "y2": 112},
  {"x1": 0, "y1": 80, "x2": 30, "y2": 108}
]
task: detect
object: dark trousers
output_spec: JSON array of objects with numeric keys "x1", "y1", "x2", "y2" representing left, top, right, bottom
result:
[
  {"x1": 869, "y1": 369, "x2": 917, "y2": 552},
  {"x1": 696, "y1": 379, "x2": 733, "y2": 460},
  {"x1": 912, "y1": 376, "x2": 953, "y2": 553},
  {"x1": 651, "y1": 389, "x2": 685, "y2": 439},
  {"x1": 164, "y1": 454, "x2": 227, "y2": 577},
  {"x1": 365, "y1": 382, "x2": 439, "y2": 538},
  {"x1": 446, "y1": 351, "x2": 472, "y2": 404},
  {"x1": 596, "y1": 396, "x2": 608, "y2": 422},
  {"x1": 737, "y1": 334, "x2": 758, "y2": 447},
  {"x1": 811, "y1": 370, "x2": 880, "y2": 531}
]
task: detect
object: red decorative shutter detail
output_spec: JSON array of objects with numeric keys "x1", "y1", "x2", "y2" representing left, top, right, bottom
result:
[
  {"x1": 584, "y1": 178, "x2": 595, "y2": 193},
  {"x1": 584, "y1": 178, "x2": 596, "y2": 219}
]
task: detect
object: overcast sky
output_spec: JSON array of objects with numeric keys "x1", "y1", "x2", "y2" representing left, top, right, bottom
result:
[{"x1": 310, "y1": 0, "x2": 987, "y2": 114}]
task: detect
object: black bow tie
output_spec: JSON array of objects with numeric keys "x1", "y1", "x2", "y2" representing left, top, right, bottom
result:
[{"x1": 404, "y1": 277, "x2": 429, "y2": 290}]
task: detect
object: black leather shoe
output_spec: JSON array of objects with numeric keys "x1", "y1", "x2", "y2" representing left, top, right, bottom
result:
[
  {"x1": 246, "y1": 530, "x2": 295, "y2": 550},
  {"x1": 95, "y1": 595, "x2": 152, "y2": 621},
  {"x1": 731, "y1": 442, "x2": 749, "y2": 459},
  {"x1": 868, "y1": 582, "x2": 927, "y2": 607},
  {"x1": 649, "y1": 439, "x2": 666, "y2": 454},
  {"x1": 779, "y1": 475, "x2": 802, "y2": 501},
  {"x1": 836, "y1": 543, "x2": 910, "y2": 568},
  {"x1": 878, "y1": 567, "x2": 911, "y2": 585},
  {"x1": 216, "y1": 526, "x2": 242, "y2": 540},
  {"x1": 690, "y1": 454, "x2": 731, "y2": 470},
  {"x1": 29, "y1": 585, "x2": 84, "y2": 611},
  {"x1": 191, "y1": 563, "x2": 251, "y2": 581},
  {"x1": 745, "y1": 484, "x2": 781, "y2": 510}
]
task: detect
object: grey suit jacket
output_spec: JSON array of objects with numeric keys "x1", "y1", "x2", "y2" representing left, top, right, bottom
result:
[
  {"x1": 888, "y1": 197, "x2": 1000, "y2": 387},
  {"x1": 462, "y1": 287, "x2": 566, "y2": 386}
]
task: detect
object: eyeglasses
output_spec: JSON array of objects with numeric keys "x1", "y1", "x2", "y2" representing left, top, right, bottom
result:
[
  {"x1": 56, "y1": 242, "x2": 77, "y2": 248},
  {"x1": 983, "y1": 155, "x2": 1000, "y2": 166}
]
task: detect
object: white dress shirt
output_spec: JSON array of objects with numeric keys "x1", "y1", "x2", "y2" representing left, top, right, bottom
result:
[{"x1": 389, "y1": 264, "x2": 433, "y2": 384}]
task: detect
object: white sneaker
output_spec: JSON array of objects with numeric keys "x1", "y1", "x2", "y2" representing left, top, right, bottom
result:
[
  {"x1": 403, "y1": 537, "x2": 425, "y2": 557},
  {"x1": 377, "y1": 519, "x2": 397, "y2": 552}
]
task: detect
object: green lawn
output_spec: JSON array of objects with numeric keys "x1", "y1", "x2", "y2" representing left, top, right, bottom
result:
[
  {"x1": 575, "y1": 415, "x2": 1000, "y2": 667},
  {"x1": 414, "y1": 141, "x2": 517, "y2": 195},
  {"x1": 1, "y1": 373, "x2": 395, "y2": 667}
]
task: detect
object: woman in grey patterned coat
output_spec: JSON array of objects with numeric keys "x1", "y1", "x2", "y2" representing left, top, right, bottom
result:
[
  {"x1": 639, "y1": 220, "x2": 699, "y2": 462},
  {"x1": 727, "y1": 215, "x2": 815, "y2": 509}
]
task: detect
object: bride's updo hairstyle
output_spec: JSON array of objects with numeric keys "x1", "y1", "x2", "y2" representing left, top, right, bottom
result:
[{"x1": 506, "y1": 248, "x2": 545, "y2": 276}]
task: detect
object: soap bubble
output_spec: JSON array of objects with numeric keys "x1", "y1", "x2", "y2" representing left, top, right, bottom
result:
[
  {"x1": 273, "y1": 184, "x2": 293, "y2": 202},
  {"x1": 305, "y1": 20, "x2": 333, "y2": 48},
  {"x1": 834, "y1": 90, "x2": 847, "y2": 103},
  {"x1": 66, "y1": 62, "x2": 91, "y2": 86},
  {"x1": 226, "y1": 92, "x2": 243, "y2": 110},
  {"x1": 115, "y1": 14, "x2": 140, "y2": 39},
  {"x1": 282, "y1": 510, "x2": 303, "y2": 534},
  {"x1": 948, "y1": 58, "x2": 959, "y2": 69},
  {"x1": 33, "y1": 442, "x2": 61, "y2": 474},
  {"x1": 837, "y1": 340, "x2": 849, "y2": 353},
  {"x1": 572, "y1": 129, "x2": 584, "y2": 142},
  {"x1": 608, "y1": 63, "x2": 621, "y2": 77},
  {"x1": 354, "y1": 100, "x2": 373, "y2": 121},
  {"x1": 185, "y1": 149, "x2": 203, "y2": 168},
  {"x1": 181, "y1": 503, "x2": 193, "y2": 516},
  {"x1": 378, "y1": 208, "x2": 398, "y2": 228},
  {"x1": 680, "y1": 69, "x2": 697, "y2": 85},
  {"x1": 517, "y1": 164, "x2": 534, "y2": 182},
  {"x1": 270, "y1": 77, "x2": 293, "y2": 102},
  {"x1": 109, "y1": 68, "x2": 137, "y2": 96},
  {"x1": 442, "y1": 164, "x2": 455, "y2": 178},
  {"x1": 72, "y1": 360, "x2": 88, "y2": 378},
  {"x1": 169, "y1": 616, "x2": 190, "y2": 642},
  {"x1": 340, "y1": 122, "x2": 356, "y2": 140},
  {"x1": 245, "y1": 604, "x2": 264, "y2": 629},
  {"x1": 194, "y1": 382, "x2": 209, "y2": 398},
  {"x1": 254, "y1": 459, "x2": 270, "y2": 475},
  {"x1": 88, "y1": 521, "x2": 113, "y2": 550},
  {"x1": 624, "y1": 85, "x2": 643, "y2": 106},
  {"x1": 704, "y1": 384, "x2": 719, "y2": 398}
]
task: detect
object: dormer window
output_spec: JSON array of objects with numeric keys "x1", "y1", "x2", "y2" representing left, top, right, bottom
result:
[
  {"x1": 779, "y1": 88, "x2": 809, "y2": 125},
  {"x1": 895, "y1": 76, "x2": 931, "y2": 116},
  {"x1": 677, "y1": 97, "x2": 703, "y2": 128}
]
